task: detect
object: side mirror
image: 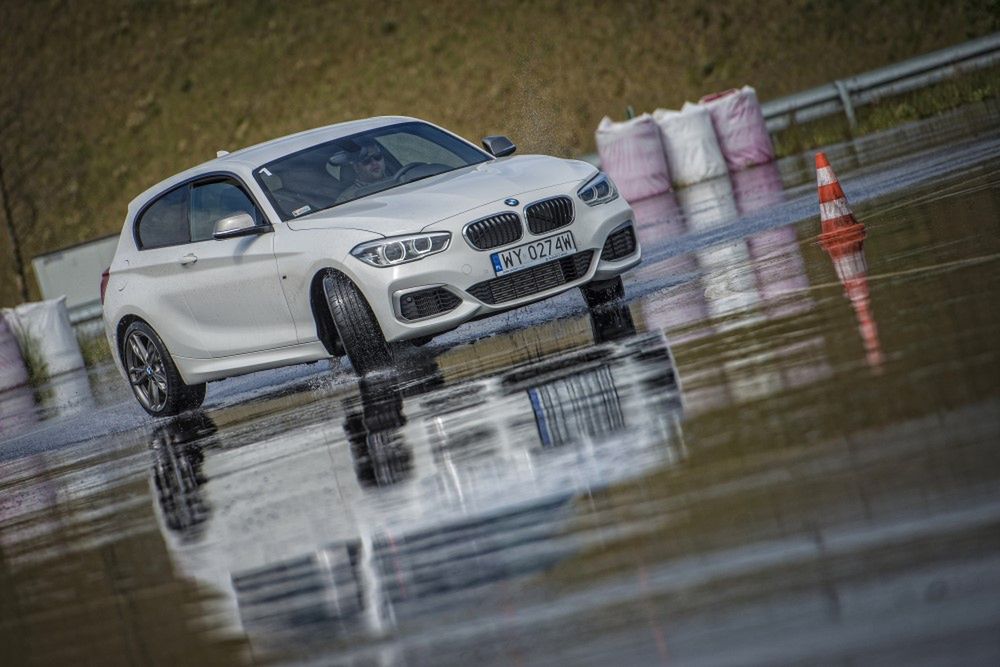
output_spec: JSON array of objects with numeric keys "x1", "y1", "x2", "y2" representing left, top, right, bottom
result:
[
  {"x1": 213, "y1": 212, "x2": 265, "y2": 240},
  {"x1": 482, "y1": 135, "x2": 516, "y2": 158}
]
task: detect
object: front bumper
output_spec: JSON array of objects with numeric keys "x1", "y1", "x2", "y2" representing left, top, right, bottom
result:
[{"x1": 344, "y1": 187, "x2": 640, "y2": 342}]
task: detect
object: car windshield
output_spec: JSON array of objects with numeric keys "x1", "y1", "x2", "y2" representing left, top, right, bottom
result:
[{"x1": 253, "y1": 121, "x2": 491, "y2": 220}]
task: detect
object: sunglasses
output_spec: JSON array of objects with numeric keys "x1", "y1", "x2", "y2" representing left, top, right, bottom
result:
[{"x1": 359, "y1": 152, "x2": 384, "y2": 166}]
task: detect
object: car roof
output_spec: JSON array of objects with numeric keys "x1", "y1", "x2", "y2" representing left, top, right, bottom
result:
[{"x1": 126, "y1": 115, "x2": 423, "y2": 215}]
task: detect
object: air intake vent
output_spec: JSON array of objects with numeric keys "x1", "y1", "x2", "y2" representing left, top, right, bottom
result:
[
  {"x1": 467, "y1": 251, "x2": 593, "y2": 305},
  {"x1": 600, "y1": 225, "x2": 637, "y2": 261},
  {"x1": 464, "y1": 213, "x2": 522, "y2": 250},
  {"x1": 525, "y1": 196, "x2": 574, "y2": 235},
  {"x1": 398, "y1": 287, "x2": 461, "y2": 321}
]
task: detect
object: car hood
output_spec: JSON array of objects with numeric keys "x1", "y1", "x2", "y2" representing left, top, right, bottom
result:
[{"x1": 284, "y1": 155, "x2": 597, "y2": 236}]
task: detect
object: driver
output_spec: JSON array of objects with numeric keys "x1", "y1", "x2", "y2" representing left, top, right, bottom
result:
[{"x1": 336, "y1": 138, "x2": 388, "y2": 203}]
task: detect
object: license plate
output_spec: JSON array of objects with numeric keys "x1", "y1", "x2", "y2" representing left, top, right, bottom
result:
[{"x1": 490, "y1": 231, "x2": 577, "y2": 276}]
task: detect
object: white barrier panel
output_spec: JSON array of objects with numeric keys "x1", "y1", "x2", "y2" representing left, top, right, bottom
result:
[
  {"x1": 595, "y1": 114, "x2": 672, "y2": 202},
  {"x1": 692, "y1": 86, "x2": 775, "y2": 171},
  {"x1": 0, "y1": 315, "x2": 29, "y2": 391},
  {"x1": 31, "y1": 234, "x2": 118, "y2": 323},
  {"x1": 653, "y1": 106, "x2": 727, "y2": 187},
  {"x1": 3, "y1": 297, "x2": 85, "y2": 377}
]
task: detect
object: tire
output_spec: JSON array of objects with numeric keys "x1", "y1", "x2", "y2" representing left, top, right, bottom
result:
[
  {"x1": 323, "y1": 271, "x2": 393, "y2": 375},
  {"x1": 580, "y1": 276, "x2": 625, "y2": 309},
  {"x1": 122, "y1": 321, "x2": 206, "y2": 417}
]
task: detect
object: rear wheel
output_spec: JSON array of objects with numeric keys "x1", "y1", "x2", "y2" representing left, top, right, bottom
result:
[
  {"x1": 323, "y1": 271, "x2": 393, "y2": 375},
  {"x1": 122, "y1": 321, "x2": 206, "y2": 417}
]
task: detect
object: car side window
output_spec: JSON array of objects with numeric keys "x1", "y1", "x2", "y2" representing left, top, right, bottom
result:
[
  {"x1": 136, "y1": 186, "x2": 189, "y2": 249},
  {"x1": 189, "y1": 179, "x2": 262, "y2": 243}
]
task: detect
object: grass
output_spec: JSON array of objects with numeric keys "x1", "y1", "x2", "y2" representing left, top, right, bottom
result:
[
  {"x1": 77, "y1": 330, "x2": 113, "y2": 368},
  {"x1": 772, "y1": 65, "x2": 1000, "y2": 157},
  {"x1": 9, "y1": 322, "x2": 49, "y2": 386},
  {"x1": 6, "y1": 322, "x2": 111, "y2": 386},
  {"x1": 0, "y1": 0, "x2": 997, "y2": 307}
]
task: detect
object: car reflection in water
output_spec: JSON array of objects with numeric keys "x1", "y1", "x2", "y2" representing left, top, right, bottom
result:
[
  {"x1": 149, "y1": 304, "x2": 687, "y2": 661},
  {"x1": 149, "y1": 411, "x2": 217, "y2": 540}
]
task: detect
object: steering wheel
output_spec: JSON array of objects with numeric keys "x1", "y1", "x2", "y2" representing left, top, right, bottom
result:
[{"x1": 392, "y1": 162, "x2": 428, "y2": 183}]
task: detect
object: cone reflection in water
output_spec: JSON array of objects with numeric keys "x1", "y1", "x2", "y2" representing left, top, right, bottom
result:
[{"x1": 815, "y1": 152, "x2": 884, "y2": 370}]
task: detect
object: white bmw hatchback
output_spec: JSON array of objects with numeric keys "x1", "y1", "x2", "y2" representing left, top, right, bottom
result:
[{"x1": 102, "y1": 117, "x2": 641, "y2": 416}]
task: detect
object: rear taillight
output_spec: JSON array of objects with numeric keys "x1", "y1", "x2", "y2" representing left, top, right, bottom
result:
[{"x1": 100, "y1": 267, "x2": 110, "y2": 305}]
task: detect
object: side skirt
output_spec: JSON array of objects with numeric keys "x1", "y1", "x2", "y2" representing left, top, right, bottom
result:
[{"x1": 174, "y1": 341, "x2": 333, "y2": 384}]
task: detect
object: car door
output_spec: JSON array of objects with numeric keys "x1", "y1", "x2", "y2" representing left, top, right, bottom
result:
[
  {"x1": 130, "y1": 184, "x2": 204, "y2": 359},
  {"x1": 177, "y1": 176, "x2": 298, "y2": 358}
]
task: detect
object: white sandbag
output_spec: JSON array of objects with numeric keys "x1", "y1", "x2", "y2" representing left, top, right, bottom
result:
[
  {"x1": 690, "y1": 86, "x2": 774, "y2": 171},
  {"x1": 3, "y1": 297, "x2": 85, "y2": 377},
  {"x1": 0, "y1": 315, "x2": 29, "y2": 391},
  {"x1": 594, "y1": 114, "x2": 671, "y2": 202},
  {"x1": 652, "y1": 106, "x2": 727, "y2": 187}
]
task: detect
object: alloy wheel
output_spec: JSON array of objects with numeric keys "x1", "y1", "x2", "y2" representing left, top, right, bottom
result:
[{"x1": 124, "y1": 330, "x2": 169, "y2": 412}]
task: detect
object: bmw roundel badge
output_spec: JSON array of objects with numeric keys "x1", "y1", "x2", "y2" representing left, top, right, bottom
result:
[{"x1": 504, "y1": 198, "x2": 519, "y2": 207}]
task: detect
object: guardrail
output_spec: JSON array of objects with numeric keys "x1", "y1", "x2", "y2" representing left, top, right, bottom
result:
[
  {"x1": 581, "y1": 34, "x2": 1000, "y2": 167},
  {"x1": 762, "y1": 33, "x2": 1000, "y2": 131}
]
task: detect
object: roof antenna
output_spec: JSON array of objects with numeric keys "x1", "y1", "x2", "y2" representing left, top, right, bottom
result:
[{"x1": 216, "y1": 150, "x2": 229, "y2": 158}]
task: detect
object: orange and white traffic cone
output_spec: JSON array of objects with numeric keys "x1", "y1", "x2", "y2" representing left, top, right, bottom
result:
[
  {"x1": 816, "y1": 152, "x2": 865, "y2": 265},
  {"x1": 815, "y1": 152, "x2": 884, "y2": 370}
]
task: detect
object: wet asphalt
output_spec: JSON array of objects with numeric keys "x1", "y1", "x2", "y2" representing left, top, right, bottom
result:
[{"x1": 1, "y1": 101, "x2": 999, "y2": 666}]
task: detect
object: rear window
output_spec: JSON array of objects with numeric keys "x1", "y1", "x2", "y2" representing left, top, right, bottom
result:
[{"x1": 137, "y1": 186, "x2": 189, "y2": 249}]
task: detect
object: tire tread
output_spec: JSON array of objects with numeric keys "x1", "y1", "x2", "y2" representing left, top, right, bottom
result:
[{"x1": 323, "y1": 271, "x2": 392, "y2": 375}]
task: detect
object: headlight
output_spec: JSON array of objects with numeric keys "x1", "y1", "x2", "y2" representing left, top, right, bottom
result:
[
  {"x1": 577, "y1": 171, "x2": 619, "y2": 206},
  {"x1": 351, "y1": 232, "x2": 451, "y2": 267}
]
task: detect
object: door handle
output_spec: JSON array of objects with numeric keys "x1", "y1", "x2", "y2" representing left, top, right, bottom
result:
[{"x1": 179, "y1": 253, "x2": 198, "y2": 266}]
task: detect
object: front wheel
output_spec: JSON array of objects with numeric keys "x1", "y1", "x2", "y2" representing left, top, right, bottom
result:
[
  {"x1": 323, "y1": 271, "x2": 394, "y2": 375},
  {"x1": 122, "y1": 321, "x2": 206, "y2": 417}
]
